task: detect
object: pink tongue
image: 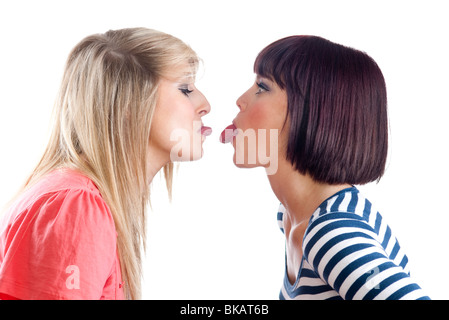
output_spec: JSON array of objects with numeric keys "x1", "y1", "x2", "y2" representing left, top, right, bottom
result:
[{"x1": 220, "y1": 124, "x2": 237, "y2": 144}]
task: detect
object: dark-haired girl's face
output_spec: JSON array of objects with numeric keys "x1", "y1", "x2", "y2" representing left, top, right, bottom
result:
[{"x1": 230, "y1": 75, "x2": 288, "y2": 174}]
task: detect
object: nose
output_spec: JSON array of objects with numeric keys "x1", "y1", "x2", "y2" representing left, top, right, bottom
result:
[
  {"x1": 196, "y1": 90, "x2": 211, "y2": 117},
  {"x1": 236, "y1": 91, "x2": 248, "y2": 111},
  {"x1": 236, "y1": 97, "x2": 242, "y2": 111}
]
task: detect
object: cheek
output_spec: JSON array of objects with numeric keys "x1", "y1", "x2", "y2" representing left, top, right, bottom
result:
[
  {"x1": 244, "y1": 100, "x2": 285, "y2": 132},
  {"x1": 152, "y1": 105, "x2": 205, "y2": 162},
  {"x1": 163, "y1": 96, "x2": 197, "y2": 129},
  {"x1": 244, "y1": 103, "x2": 270, "y2": 130},
  {"x1": 151, "y1": 101, "x2": 195, "y2": 150}
]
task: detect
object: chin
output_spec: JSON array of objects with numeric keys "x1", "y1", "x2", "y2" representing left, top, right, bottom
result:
[
  {"x1": 232, "y1": 154, "x2": 259, "y2": 169},
  {"x1": 191, "y1": 144, "x2": 204, "y2": 161},
  {"x1": 181, "y1": 146, "x2": 205, "y2": 162},
  {"x1": 233, "y1": 163, "x2": 259, "y2": 169},
  {"x1": 190, "y1": 150, "x2": 204, "y2": 161}
]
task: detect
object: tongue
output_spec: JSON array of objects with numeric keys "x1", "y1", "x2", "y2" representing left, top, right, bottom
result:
[{"x1": 220, "y1": 124, "x2": 237, "y2": 144}]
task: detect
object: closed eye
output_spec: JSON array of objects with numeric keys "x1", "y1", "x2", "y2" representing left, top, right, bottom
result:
[{"x1": 179, "y1": 88, "x2": 194, "y2": 96}]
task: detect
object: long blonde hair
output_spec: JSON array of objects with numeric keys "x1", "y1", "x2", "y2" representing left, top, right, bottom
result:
[{"x1": 23, "y1": 27, "x2": 199, "y2": 299}]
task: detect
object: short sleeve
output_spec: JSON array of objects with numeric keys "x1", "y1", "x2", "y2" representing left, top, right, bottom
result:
[{"x1": 0, "y1": 188, "x2": 117, "y2": 300}]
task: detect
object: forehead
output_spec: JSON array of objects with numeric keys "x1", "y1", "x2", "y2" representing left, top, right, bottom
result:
[
  {"x1": 178, "y1": 71, "x2": 196, "y2": 82},
  {"x1": 165, "y1": 62, "x2": 197, "y2": 83}
]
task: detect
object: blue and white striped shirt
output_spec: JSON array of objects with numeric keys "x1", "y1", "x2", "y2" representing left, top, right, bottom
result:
[{"x1": 277, "y1": 187, "x2": 430, "y2": 300}]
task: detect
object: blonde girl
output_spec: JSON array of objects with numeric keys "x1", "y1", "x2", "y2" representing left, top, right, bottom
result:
[{"x1": 0, "y1": 27, "x2": 211, "y2": 300}]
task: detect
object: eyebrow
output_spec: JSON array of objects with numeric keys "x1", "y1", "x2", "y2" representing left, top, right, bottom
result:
[
  {"x1": 176, "y1": 72, "x2": 195, "y2": 82},
  {"x1": 256, "y1": 75, "x2": 272, "y2": 83}
]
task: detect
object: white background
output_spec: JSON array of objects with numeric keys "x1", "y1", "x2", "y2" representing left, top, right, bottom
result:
[{"x1": 0, "y1": 0, "x2": 448, "y2": 299}]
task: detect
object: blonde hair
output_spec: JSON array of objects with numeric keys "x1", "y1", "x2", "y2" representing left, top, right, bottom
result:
[{"x1": 23, "y1": 27, "x2": 199, "y2": 299}]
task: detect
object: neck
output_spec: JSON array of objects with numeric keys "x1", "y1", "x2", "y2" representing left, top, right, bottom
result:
[
  {"x1": 267, "y1": 157, "x2": 351, "y2": 227},
  {"x1": 146, "y1": 144, "x2": 171, "y2": 185}
]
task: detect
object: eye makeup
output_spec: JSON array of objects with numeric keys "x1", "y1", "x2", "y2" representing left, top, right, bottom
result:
[
  {"x1": 256, "y1": 80, "x2": 270, "y2": 94},
  {"x1": 178, "y1": 84, "x2": 194, "y2": 96}
]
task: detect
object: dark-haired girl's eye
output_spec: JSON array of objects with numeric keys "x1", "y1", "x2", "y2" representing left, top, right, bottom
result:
[{"x1": 256, "y1": 81, "x2": 270, "y2": 94}]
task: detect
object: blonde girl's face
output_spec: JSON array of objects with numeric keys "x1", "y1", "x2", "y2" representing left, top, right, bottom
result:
[{"x1": 149, "y1": 64, "x2": 211, "y2": 162}]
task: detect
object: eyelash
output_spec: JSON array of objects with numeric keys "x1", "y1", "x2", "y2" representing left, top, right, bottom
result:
[
  {"x1": 179, "y1": 88, "x2": 194, "y2": 96},
  {"x1": 256, "y1": 82, "x2": 269, "y2": 94}
]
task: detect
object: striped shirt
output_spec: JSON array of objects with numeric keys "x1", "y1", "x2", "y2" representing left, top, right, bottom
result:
[{"x1": 277, "y1": 186, "x2": 430, "y2": 300}]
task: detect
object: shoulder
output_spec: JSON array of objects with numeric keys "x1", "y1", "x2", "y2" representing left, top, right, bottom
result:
[
  {"x1": 2, "y1": 168, "x2": 116, "y2": 242},
  {"x1": 302, "y1": 187, "x2": 388, "y2": 266},
  {"x1": 32, "y1": 168, "x2": 102, "y2": 198},
  {"x1": 302, "y1": 208, "x2": 427, "y2": 300},
  {"x1": 303, "y1": 210, "x2": 380, "y2": 263},
  {"x1": 307, "y1": 187, "x2": 388, "y2": 239}
]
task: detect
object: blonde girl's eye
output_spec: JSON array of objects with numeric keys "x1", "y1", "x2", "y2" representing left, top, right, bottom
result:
[{"x1": 179, "y1": 85, "x2": 194, "y2": 97}]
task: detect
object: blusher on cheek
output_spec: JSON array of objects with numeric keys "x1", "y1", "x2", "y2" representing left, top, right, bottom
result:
[
  {"x1": 247, "y1": 103, "x2": 270, "y2": 130},
  {"x1": 247, "y1": 102, "x2": 274, "y2": 149}
]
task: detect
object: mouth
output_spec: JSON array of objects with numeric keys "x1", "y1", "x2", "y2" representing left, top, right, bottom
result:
[{"x1": 219, "y1": 121, "x2": 238, "y2": 144}]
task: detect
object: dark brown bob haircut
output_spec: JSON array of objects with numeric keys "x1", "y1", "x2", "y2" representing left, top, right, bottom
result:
[{"x1": 254, "y1": 36, "x2": 388, "y2": 185}]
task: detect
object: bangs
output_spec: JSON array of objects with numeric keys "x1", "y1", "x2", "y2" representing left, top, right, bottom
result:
[
  {"x1": 253, "y1": 44, "x2": 286, "y2": 89},
  {"x1": 253, "y1": 36, "x2": 311, "y2": 90}
]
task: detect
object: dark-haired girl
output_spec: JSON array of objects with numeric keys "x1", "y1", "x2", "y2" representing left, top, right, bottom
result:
[{"x1": 220, "y1": 36, "x2": 429, "y2": 300}]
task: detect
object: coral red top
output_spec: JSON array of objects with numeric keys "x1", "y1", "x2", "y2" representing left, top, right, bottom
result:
[{"x1": 0, "y1": 168, "x2": 125, "y2": 299}]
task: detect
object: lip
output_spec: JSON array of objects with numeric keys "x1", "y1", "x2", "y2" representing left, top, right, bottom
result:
[{"x1": 200, "y1": 125, "x2": 212, "y2": 137}]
